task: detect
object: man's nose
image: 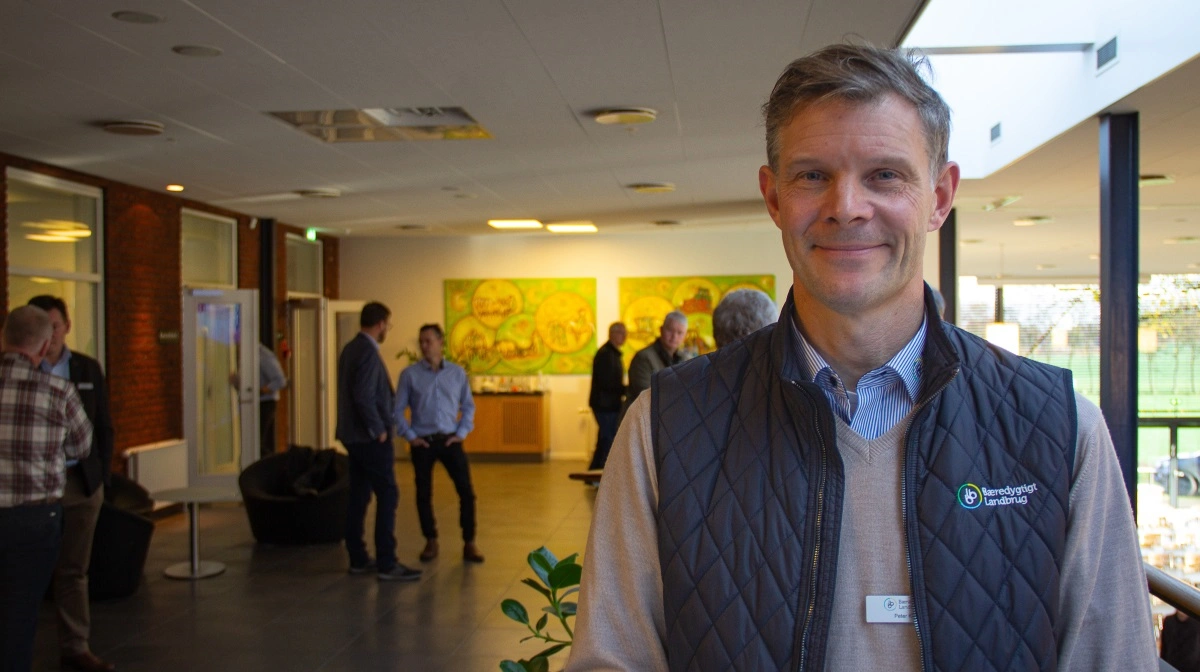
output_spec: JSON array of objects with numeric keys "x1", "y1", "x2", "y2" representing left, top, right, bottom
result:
[{"x1": 821, "y1": 177, "x2": 872, "y2": 225}]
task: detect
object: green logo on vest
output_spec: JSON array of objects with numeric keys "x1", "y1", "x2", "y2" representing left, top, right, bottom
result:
[{"x1": 957, "y1": 483, "x2": 983, "y2": 509}]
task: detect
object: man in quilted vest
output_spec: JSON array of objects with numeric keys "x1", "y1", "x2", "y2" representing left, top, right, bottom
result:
[{"x1": 568, "y1": 44, "x2": 1157, "y2": 671}]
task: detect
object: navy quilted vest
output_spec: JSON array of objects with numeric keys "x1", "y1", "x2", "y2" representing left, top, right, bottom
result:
[{"x1": 652, "y1": 289, "x2": 1076, "y2": 672}]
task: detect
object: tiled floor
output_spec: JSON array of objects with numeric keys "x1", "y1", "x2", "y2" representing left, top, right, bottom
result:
[{"x1": 33, "y1": 459, "x2": 597, "y2": 672}]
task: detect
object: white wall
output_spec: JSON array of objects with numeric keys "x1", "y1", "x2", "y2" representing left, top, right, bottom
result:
[{"x1": 340, "y1": 224, "x2": 945, "y2": 460}]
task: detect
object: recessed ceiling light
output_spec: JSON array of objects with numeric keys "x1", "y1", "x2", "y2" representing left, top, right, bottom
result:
[
  {"x1": 1164, "y1": 236, "x2": 1200, "y2": 245},
  {"x1": 1036, "y1": 264, "x2": 1057, "y2": 270},
  {"x1": 654, "y1": 220, "x2": 682, "y2": 226},
  {"x1": 111, "y1": 10, "x2": 164, "y2": 24},
  {"x1": 593, "y1": 108, "x2": 658, "y2": 125},
  {"x1": 1139, "y1": 174, "x2": 1174, "y2": 187},
  {"x1": 488, "y1": 219, "x2": 543, "y2": 230},
  {"x1": 100, "y1": 119, "x2": 165, "y2": 136},
  {"x1": 628, "y1": 182, "x2": 675, "y2": 194},
  {"x1": 166, "y1": 184, "x2": 185, "y2": 192},
  {"x1": 172, "y1": 45, "x2": 223, "y2": 58},
  {"x1": 961, "y1": 238, "x2": 984, "y2": 244},
  {"x1": 295, "y1": 188, "x2": 340, "y2": 198},
  {"x1": 546, "y1": 222, "x2": 597, "y2": 233},
  {"x1": 396, "y1": 224, "x2": 429, "y2": 231},
  {"x1": 1013, "y1": 215, "x2": 1053, "y2": 227},
  {"x1": 25, "y1": 233, "x2": 79, "y2": 243},
  {"x1": 982, "y1": 196, "x2": 1021, "y2": 211}
]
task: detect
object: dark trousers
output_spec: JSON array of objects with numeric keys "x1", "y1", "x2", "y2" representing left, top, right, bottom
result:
[
  {"x1": 589, "y1": 410, "x2": 619, "y2": 470},
  {"x1": 0, "y1": 502, "x2": 63, "y2": 672},
  {"x1": 260, "y1": 399, "x2": 276, "y2": 459},
  {"x1": 411, "y1": 435, "x2": 476, "y2": 542},
  {"x1": 344, "y1": 440, "x2": 398, "y2": 571}
]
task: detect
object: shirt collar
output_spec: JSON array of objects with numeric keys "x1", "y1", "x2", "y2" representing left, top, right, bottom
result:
[
  {"x1": 39, "y1": 346, "x2": 72, "y2": 373},
  {"x1": 790, "y1": 312, "x2": 925, "y2": 401}
]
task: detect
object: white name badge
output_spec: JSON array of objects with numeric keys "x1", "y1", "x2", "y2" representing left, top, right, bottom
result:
[{"x1": 865, "y1": 595, "x2": 913, "y2": 623}]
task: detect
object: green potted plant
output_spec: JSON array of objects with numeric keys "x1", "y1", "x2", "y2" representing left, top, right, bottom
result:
[{"x1": 500, "y1": 547, "x2": 581, "y2": 672}]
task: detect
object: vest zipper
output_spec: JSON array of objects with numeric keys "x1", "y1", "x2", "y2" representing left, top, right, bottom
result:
[
  {"x1": 900, "y1": 366, "x2": 959, "y2": 672},
  {"x1": 792, "y1": 379, "x2": 828, "y2": 672}
]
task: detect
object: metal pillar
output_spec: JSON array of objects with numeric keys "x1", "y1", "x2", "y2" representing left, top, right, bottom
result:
[
  {"x1": 938, "y1": 208, "x2": 957, "y2": 324},
  {"x1": 258, "y1": 218, "x2": 276, "y2": 348},
  {"x1": 1099, "y1": 113, "x2": 1139, "y2": 513}
]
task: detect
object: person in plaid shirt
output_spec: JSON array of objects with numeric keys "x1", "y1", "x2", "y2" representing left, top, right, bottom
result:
[{"x1": 0, "y1": 305, "x2": 93, "y2": 672}]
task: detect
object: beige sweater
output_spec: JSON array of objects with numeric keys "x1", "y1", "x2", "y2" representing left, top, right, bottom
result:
[{"x1": 567, "y1": 390, "x2": 1158, "y2": 671}]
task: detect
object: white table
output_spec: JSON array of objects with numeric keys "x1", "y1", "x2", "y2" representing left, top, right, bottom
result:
[{"x1": 152, "y1": 486, "x2": 240, "y2": 580}]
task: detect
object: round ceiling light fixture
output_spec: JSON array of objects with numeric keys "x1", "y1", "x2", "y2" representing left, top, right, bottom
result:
[
  {"x1": 172, "y1": 45, "x2": 223, "y2": 58},
  {"x1": 111, "y1": 10, "x2": 164, "y2": 24},
  {"x1": 628, "y1": 182, "x2": 675, "y2": 194},
  {"x1": 295, "y1": 188, "x2": 341, "y2": 199},
  {"x1": 653, "y1": 219, "x2": 682, "y2": 226},
  {"x1": 396, "y1": 223, "x2": 429, "y2": 231},
  {"x1": 593, "y1": 108, "x2": 658, "y2": 125},
  {"x1": 100, "y1": 119, "x2": 165, "y2": 136}
]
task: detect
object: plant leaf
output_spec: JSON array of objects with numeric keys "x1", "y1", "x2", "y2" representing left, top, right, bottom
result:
[
  {"x1": 501, "y1": 599, "x2": 529, "y2": 624},
  {"x1": 533, "y1": 643, "x2": 569, "y2": 660},
  {"x1": 547, "y1": 562, "x2": 583, "y2": 590},
  {"x1": 559, "y1": 553, "x2": 579, "y2": 566},
  {"x1": 526, "y1": 657, "x2": 550, "y2": 672},
  {"x1": 560, "y1": 601, "x2": 577, "y2": 616},
  {"x1": 560, "y1": 587, "x2": 580, "y2": 599},
  {"x1": 521, "y1": 578, "x2": 552, "y2": 600},
  {"x1": 529, "y1": 548, "x2": 556, "y2": 585},
  {"x1": 499, "y1": 661, "x2": 525, "y2": 672},
  {"x1": 535, "y1": 614, "x2": 548, "y2": 631}
]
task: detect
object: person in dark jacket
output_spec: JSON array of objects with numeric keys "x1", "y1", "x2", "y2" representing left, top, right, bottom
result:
[
  {"x1": 587, "y1": 322, "x2": 626, "y2": 470},
  {"x1": 27, "y1": 295, "x2": 114, "y2": 672},
  {"x1": 622, "y1": 311, "x2": 686, "y2": 418},
  {"x1": 336, "y1": 301, "x2": 421, "y2": 582},
  {"x1": 567, "y1": 44, "x2": 1157, "y2": 671}
]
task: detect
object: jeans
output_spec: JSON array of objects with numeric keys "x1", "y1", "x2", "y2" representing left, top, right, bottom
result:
[
  {"x1": 411, "y1": 435, "x2": 476, "y2": 542},
  {"x1": 589, "y1": 410, "x2": 619, "y2": 470},
  {"x1": 0, "y1": 502, "x2": 63, "y2": 672},
  {"x1": 343, "y1": 440, "x2": 399, "y2": 571}
]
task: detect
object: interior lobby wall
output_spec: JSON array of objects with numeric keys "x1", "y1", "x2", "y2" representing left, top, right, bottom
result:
[{"x1": 340, "y1": 227, "x2": 795, "y2": 459}]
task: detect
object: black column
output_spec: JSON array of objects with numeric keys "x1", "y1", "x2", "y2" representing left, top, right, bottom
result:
[
  {"x1": 938, "y1": 208, "x2": 957, "y2": 324},
  {"x1": 258, "y1": 218, "x2": 276, "y2": 347},
  {"x1": 1099, "y1": 113, "x2": 1139, "y2": 512}
]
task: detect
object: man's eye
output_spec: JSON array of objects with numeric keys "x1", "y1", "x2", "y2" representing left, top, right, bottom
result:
[
  {"x1": 876, "y1": 170, "x2": 900, "y2": 180},
  {"x1": 798, "y1": 171, "x2": 823, "y2": 181}
]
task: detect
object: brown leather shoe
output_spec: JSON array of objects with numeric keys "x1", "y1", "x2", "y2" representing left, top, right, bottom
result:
[
  {"x1": 463, "y1": 542, "x2": 485, "y2": 563},
  {"x1": 61, "y1": 651, "x2": 116, "y2": 672},
  {"x1": 419, "y1": 538, "x2": 439, "y2": 562}
]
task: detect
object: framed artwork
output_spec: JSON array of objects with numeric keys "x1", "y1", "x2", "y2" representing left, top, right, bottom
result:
[
  {"x1": 618, "y1": 275, "x2": 775, "y2": 366},
  {"x1": 444, "y1": 278, "x2": 597, "y2": 375}
]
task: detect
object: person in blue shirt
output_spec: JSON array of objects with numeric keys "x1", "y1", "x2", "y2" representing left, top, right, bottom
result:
[{"x1": 394, "y1": 323, "x2": 482, "y2": 564}]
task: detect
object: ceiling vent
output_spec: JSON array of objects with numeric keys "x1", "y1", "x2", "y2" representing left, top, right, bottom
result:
[
  {"x1": 100, "y1": 120, "x2": 165, "y2": 136},
  {"x1": 295, "y1": 188, "x2": 341, "y2": 199},
  {"x1": 269, "y1": 107, "x2": 491, "y2": 143},
  {"x1": 628, "y1": 182, "x2": 676, "y2": 194}
]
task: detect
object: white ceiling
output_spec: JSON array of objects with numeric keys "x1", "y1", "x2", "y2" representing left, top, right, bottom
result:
[{"x1": 1, "y1": 0, "x2": 1196, "y2": 283}]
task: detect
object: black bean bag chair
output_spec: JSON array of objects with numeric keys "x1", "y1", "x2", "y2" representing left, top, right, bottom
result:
[
  {"x1": 239, "y1": 446, "x2": 350, "y2": 545},
  {"x1": 89, "y1": 474, "x2": 155, "y2": 601}
]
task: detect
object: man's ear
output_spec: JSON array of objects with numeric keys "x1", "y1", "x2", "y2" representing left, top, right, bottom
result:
[
  {"x1": 759, "y1": 165, "x2": 783, "y2": 228},
  {"x1": 928, "y1": 161, "x2": 961, "y2": 232},
  {"x1": 63, "y1": 318, "x2": 72, "y2": 336}
]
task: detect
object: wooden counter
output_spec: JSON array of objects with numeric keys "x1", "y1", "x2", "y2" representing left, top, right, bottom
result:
[{"x1": 468, "y1": 392, "x2": 549, "y2": 461}]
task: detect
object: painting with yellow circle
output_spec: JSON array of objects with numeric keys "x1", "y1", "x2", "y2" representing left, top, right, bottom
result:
[
  {"x1": 619, "y1": 275, "x2": 775, "y2": 368},
  {"x1": 445, "y1": 278, "x2": 596, "y2": 374}
]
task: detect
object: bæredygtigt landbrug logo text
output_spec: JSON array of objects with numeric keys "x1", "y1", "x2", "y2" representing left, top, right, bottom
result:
[{"x1": 957, "y1": 482, "x2": 1038, "y2": 509}]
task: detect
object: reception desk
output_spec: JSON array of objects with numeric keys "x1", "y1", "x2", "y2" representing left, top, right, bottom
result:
[{"x1": 469, "y1": 392, "x2": 549, "y2": 461}]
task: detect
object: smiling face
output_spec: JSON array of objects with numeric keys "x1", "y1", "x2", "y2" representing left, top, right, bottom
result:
[{"x1": 759, "y1": 94, "x2": 958, "y2": 318}]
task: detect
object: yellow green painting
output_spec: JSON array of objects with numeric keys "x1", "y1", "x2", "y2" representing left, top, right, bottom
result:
[
  {"x1": 618, "y1": 275, "x2": 775, "y2": 367},
  {"x1": 444, "y1": 278, "x2": 596, "y2": 375}
]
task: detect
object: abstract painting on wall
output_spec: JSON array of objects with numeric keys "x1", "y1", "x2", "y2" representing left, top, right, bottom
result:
[
  {"x1": 618, "y1": 275, "x2": 776, "y2": 366},
  {"x1": 444, "y1": 278, "x2": 597, "y2": 375}
]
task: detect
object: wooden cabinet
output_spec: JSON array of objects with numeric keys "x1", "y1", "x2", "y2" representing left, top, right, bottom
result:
[{"x1": 469, "y1": 393, "x2": 549, "y2": 461}]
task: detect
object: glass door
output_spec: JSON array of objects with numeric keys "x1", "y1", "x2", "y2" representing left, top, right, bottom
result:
[
  {"x1": 326, "y1": 300, "x2": 365, "y2": 451},
  {"x1": 183, "y1": 288, "x2": 259, "y2": 487},
  {"x1": 288, "y1": 299, "x2": 322, "y2": 449}
]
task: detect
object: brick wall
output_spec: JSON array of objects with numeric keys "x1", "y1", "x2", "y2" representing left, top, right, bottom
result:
[{"x1": 1, "y1": 151, "x2": 340, "y2": 470}]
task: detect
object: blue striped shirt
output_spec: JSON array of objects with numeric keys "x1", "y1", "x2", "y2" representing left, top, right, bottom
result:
[
  {"x1": 790, "y1": 315, "x2": 926, "y2": 440},
  {"x1": 394, "y1": 359, "x2": 475, "y2": 441}
]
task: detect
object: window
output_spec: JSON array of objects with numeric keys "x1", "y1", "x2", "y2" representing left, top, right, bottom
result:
[
  {"x1": 181, "y1": 209, "x2": 237, "y2": 288},
  {"x1": 286, "y1": 234, "x2": 322, "y2": 297},
  {"x1": 5, "y1": 168, "x2": 104, "y2": 359}
]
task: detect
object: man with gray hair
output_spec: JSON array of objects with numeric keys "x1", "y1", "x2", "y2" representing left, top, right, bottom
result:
[
  {"x1": 711, "y1": 289, "x2": 777, "y2": 348},
  {"x1": 622, "y1": 311, "x2": 687, "y2": 417},
  {"x1": 0, "y1": 306, "x2": 92, "y2": 671},
  {"x1": 569, "y1": 44, "x2": 1155, "y2": 670}
]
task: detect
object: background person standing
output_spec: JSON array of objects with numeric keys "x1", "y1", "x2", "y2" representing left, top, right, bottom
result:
[
  {"x1": 26, "y1": 295, "x2": 115, "y2": 672},
  {"x1": 622, "y1": 311, "x2": 687, "y2": 417},
  {"x1": 587, "y1": 322, "x2": 626, "y2": 471},
  {"x1": 336, "y1": 302, "x2": 421, "y2": 582},
  {"x1": 257, "y1": 342, "x2": 287, "y2": 459},
  {"x1": 394, "y1": 324, "x2": 483, "y2": 564}
]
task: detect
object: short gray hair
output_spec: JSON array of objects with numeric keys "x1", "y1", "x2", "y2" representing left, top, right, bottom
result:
[
  {"x1": 662, "y1": 310, "x2": 687, "y2": 328},
  {"x1": 4, "y1": 305, "x2": 52, "y2": 350},
  {"x1": 763, "y1": 43, "x2": 951, "y2": 176},
  {"x1": 713, "y1": 290, "x2": 777, "y2": 348}
]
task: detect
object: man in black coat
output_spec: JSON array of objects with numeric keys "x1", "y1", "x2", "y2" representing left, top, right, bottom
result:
[
  {"x1": 336, "y1": 301, "x2": 421, "y2": 582},
  {"x1": 587, "y1": 322, "x2": 626, "y2": 470},
  {"x1": 27, "y1": 296, "x2": 115, "y2": 672}
]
